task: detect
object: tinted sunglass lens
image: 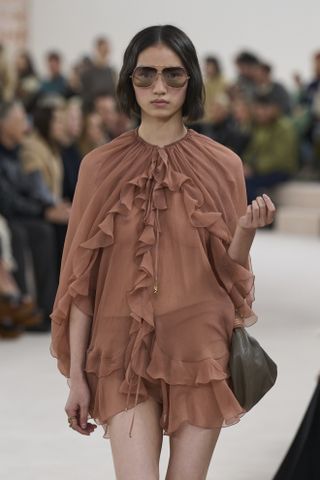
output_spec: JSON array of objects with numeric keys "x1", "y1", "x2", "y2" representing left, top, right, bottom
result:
[
  {"x1": 163, "y1": 68, "x2": 188, "y2": 87},
  {"x1": 133, "y1": 67, "x2": 156, "y2": 86}
]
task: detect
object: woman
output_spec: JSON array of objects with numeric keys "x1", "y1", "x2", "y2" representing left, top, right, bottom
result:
[
  {"x1": 78, "y1": 110, "x2": 106, "y2": 156},
  {"x1": 21, "y1": 100, "x2": 66, "y2": 200},
  {"x1": 50, "y1": 25, "x2": 276, "y2": 480},
  {"x1": 14, "y1": 50, "x2": 40, "y2": 114}
]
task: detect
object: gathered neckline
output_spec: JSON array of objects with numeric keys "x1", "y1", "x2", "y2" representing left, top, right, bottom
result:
[{"x1": 134, "y1": 126, "x2": 192, "y2": 149}]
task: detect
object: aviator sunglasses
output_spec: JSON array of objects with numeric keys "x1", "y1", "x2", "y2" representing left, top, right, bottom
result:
[{"x1": 130, "y1": 65, "x2": 190, "y2": 88}]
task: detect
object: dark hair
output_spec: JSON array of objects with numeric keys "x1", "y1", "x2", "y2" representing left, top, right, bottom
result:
[
  {"x1": 17, "y1": 50, "x2": 37, "y2": 78},
  {"x1": 116, "y1": 25, "x2": 204, "y2": 122},
  {"x1": 47, "y1": 51, "x2": 61, "y2": 63},
  {"x1": 33, "y1": 103, "x2": 62, "y2": 150},
  {"x1": 253, "y1": 90, "x2": 281, "y2": 106},
  {"x1": 259, "y1": 62, "x2": 272, "y2": 75},
  {"x1": 235, "y1": 51, "x2": 260, "y2": 66},
  {"x1": 205, "y1": 55, "x2": 221, "y2": 75}
]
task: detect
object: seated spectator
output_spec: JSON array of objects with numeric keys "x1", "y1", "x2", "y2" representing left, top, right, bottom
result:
[
  {"x1": 80, "y1": 36, "x2": 117, "y2": 112},
  {"x1": 14, "y1": 50, "x2": 40, "y2": 114},
  {"x1": 40, "y1": 51, "x2": 69, "y2": 98},
  {"x1": 79, "y1": 110, "x2": 105, "y2": 156},
  {"x1": 21, "y1": 97, "x2": 66, "y2": 200},
  {"x1": 93, "y1": 92, "x2": 123, "y2": 141},
  {"x1": 0, "y1": 215, "x2": 42, "y2": 338},
  {"x1": 254, "y1": 61, "x2": 292, "y2": 115},
  {"x1": 59, "y1": 96, "x2": 83, "y2": 201},
  {"x1": 0, "y1": 100, "x2": 70, "y2": 332},
  {"x1": 232, "y1": 51, "x2": 260, "y2": 101},
  {"x1": 190, "y1": 93, "x2": 251, "y2": 155},
  {"x1": 242, "y1": 91, "x2": 299, "y2": 203},
  {"x1": 202, "y1": 56, "x2": 228, "y2": 121}
]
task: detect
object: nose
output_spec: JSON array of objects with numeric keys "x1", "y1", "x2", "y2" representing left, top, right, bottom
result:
[{"x1": 152, "y1": 72, "x2": 167, "y2": 94}]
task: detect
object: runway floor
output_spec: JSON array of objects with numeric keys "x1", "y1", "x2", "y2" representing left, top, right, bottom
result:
[{"x1": 1, "y1": 230, "x2": 319, "y2": 480}]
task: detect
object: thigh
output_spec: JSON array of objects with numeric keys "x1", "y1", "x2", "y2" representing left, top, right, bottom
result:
[
  {"x1": 108, "y1": 397, "x2": 163, "y2": 480},
  {"x1": 166, "y1": 422, "x2": 221, "y2": 480}
]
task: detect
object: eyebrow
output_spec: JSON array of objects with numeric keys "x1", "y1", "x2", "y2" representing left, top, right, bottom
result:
[{"x1": 135, "y1": 64, "x2": 185, "y2": 68}]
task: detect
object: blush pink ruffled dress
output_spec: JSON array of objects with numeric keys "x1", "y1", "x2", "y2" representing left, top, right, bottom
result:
[{"x1": 50, "y1": 127, "x2": 258, "y2": 439}]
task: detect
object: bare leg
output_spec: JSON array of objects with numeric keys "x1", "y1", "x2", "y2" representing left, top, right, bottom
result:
[
  {"x1": 108, "y1": 397, "x2": 163, "y2": 480},
  {"x1": 165, "y1": 423, "x2": 221, "y2": 480}
]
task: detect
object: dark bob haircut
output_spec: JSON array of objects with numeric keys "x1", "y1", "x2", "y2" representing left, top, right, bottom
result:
[{"x1": 116, "y1": 25, "x2": 205, "y2": 122}]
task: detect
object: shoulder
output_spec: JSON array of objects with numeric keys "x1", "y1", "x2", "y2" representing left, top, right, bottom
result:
[
  {"x1": 188, "y1": 128, "x2": 244, "y2": 175},
  {"x1": 77, "y1": 129, "x2": 137, "y2": 184}
]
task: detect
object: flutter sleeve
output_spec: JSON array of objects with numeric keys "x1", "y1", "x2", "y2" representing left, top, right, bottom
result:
[
  {"x1": 208, "y1": 152, "x2": 258, "y2": 327},
  {"x1": 49, "y1": 151, "x2": 101, "y2": 376}
]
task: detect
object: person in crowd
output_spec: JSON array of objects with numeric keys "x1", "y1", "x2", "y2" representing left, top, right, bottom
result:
[
  {"x1": 59, "y1": 96, "x2": 83, "y2": 201},
  {"x1": 0, "y1": 100, "x2": 70, "y2": 332},
  {"x1": 14, "y1": 50, "x2": 41, "y2": 114},
  {"x1": 232, "y1": 50, "x2": 260, "y2": 101},
  {"x1": 40, "y1": 51, "x2": 69, "y2": 98},
  {"x1": 190, "y1": 92, "x2": 251, "y2": 155},
  {"x1": 254, "y1": 61, "x2": 292, "y2": 115},
  {"x1": 78, "y1": 110, "x2": 106, "y2": 156},
  {"x1": 20, "y1": 97, "x2": 66, "y2": 200},
  {"x1": 93, "y1": 92, "x2": 124, "y2": 141},
  {"x1": 0, "y1": 44, "x2": 14, "y2": 102},
  {"x1": 0, "y1": 215, "x2": 43, "y2": 338},
  {"x1": 21, "y1": 97, "x2": 72, "y2": 270},
  {"x1": 80, "y1": 36, "x2": 118, "y2": 111},
  {"x1": 202, "y1": 55, "x2": 228, "y2": 121},
  {"x1": 242, "y1": 91, "x2": 299, "y2": 203}
]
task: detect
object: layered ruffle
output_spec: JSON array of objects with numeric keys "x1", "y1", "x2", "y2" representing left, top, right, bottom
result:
[{"x1": 50, "y1": 128, "x2": 258, "y2": 438}]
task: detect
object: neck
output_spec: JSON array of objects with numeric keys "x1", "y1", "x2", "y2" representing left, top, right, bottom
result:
[{"x1": 138, "y1": 114, "x2": 187, "y2": 147}]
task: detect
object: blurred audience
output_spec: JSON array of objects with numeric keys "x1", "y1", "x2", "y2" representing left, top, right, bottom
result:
[
  {"x1": 202, "y1": 56, "x2": 228, "y2": 121},
  {"x1": 59, "y1": 96, "x2": 83, "y2": 201},
  {"x1": 40, "y1": 51, "x2": 69, "y2": 98},
  {"x1": 79, "y1": 110, "x2": 105, "y2": 156},
  {"x1": 0, "y1": 100, "x2": 70, "y2": 332},
  {"x1": 242, "y1": 91, "x2": 299, "y2": 203},
  {"x1": 80, "y1": 36, "x2": 117, "y2": 111}
]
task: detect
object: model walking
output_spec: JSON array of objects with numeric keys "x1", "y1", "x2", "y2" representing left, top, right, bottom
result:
[{"x1": 50, "y1": 25, "x2": 276, "y2": 480}]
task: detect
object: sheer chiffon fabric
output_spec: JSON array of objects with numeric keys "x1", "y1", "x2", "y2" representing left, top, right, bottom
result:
[{"x1": 50, "y1": 127, "x2": 258, "y2": 439}]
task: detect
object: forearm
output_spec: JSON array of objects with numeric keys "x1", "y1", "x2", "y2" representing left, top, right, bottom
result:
[
  {"x1": 227, "y1": 224, "x2": 256, "y2": 266},
  {"x1": 69, "y1": 302, "x2": 93, "y2": 380}
]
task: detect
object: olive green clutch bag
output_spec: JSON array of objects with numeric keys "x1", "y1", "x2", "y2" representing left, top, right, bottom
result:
[{"x1": 229, "y1": 322, "x2": 278, "y2": 411}]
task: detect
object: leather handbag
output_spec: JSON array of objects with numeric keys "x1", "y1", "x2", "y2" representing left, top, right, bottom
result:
[{"x1": 229, "y1": 319, "x2": 278, "y2": 411}]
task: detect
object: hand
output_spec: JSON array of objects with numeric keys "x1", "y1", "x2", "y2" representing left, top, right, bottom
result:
[
  {"x1": 65, "y1": 376, "x2": 97, "y2": 436},
  {"x1": 45, "y1": 201, "x2": 71, "y2": 224},
  {"x1": 238, "y1": 194, "x2": 276, "y2": 230}
]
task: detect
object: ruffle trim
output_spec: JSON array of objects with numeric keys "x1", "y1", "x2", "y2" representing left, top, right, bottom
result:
[{"x1": 50, "y1": 144, "x2": 257, "y2": 436}]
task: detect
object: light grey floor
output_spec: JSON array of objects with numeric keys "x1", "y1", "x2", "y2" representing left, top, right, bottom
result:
[{"x1": 1, "y1": 230, "x2": 319, "y2": 480}]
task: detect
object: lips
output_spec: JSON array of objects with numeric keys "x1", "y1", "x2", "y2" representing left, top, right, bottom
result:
[{"x1": 151, "y1": 100, "x2": 169, "y2": 104}]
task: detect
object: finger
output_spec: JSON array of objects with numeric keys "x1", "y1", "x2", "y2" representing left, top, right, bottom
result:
[
  {"x1": 251, "y1": 200, "x2": 260, "y2": 224},
  {"x1": 80, "y1": 404, "x2": 89, "y2": 430},
  {"x1": 256, "y1": 196, "x2": 267, "y2": 225},
  {"x1": 262, "y1": 194, "x2": 276, "y2": 223}
]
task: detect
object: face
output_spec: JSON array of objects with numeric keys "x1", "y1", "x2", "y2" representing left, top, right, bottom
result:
[
  {"x1": 48, "y1": 58, "x2": 61, "y2": 76},
  {"x1": 95, "y1": 96, "x2": 118, "y2": 130},
  {"x1": 50, "y1": 108, "x2": 65, "y2": 142},
  {"x1": 205, "y1": 61, "x2": 218, "y2": 78},
  {"x1": 86, "y1": 113, "x2": 105, "y2": 145},
  {"x1": 0, "y1": 103, "x2": 29, "y2": 144},
  {"x1": 132, "y1": 43, "x2": 189, "y2": 122},
  {"x1": 253, "y1": 103, "x2": 280, "y2": 124},
  {"x1": 65, "y1": 103, "x2": 83, "y2": 139}
]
